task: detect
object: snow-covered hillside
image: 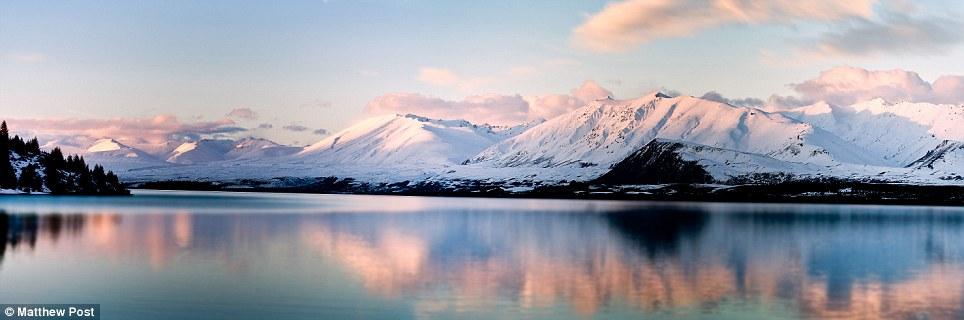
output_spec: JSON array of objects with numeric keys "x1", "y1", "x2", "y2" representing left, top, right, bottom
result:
[
  {"x1": 601, "y1": 139, "x2": 830, "y2": 183},
  {"x1": 33, "y1": 92, "x2": 964, "y2": 188},
  {"x1": 469, "y1": 92, "x2": 882, "y2": 169},
  {"x1": 907, "y1": 140, "x2": 964, "y2": 178},
  {"x1": 780, "y1": 99, "x2": 964, "y2": 166},
  {"x1": 83, "y1": 139, "x2": 169, "y2": 171},
  {"x1": 297, "y1": 114, "x2": 523, "y2": 166},
  {"x1": 227, "y1": 138, "x2": 301, "y2": 160},
  {"x1": 166, "y1": 139, "x2": 235, "y2": 164}
]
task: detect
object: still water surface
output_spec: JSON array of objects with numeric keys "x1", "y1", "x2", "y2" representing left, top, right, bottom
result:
[{"x1": 1, "y1": 190, "x2": 963, "y2": 319}]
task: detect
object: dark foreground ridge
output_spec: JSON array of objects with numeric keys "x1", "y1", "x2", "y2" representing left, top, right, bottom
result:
[
  {"x1": 594, "y1": 140, "x2": 714, "y2": 185},
  {"x1": 133, "y1": 177, "x2": 964, "y2": 206},
  {"x1": 1, "y1": 120, "x2": 130, "y2": 195}
]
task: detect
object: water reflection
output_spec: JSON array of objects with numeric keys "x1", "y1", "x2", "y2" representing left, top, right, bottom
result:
[{"x1": 0, "y1": 194, "x2": 963, "y2": 319}]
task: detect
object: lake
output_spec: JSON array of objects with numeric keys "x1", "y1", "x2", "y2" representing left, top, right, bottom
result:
[{"x1": 1, "y1": 190, "x2": 962, "y2": 319}]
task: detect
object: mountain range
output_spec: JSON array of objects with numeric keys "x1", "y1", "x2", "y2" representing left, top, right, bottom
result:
[{"x1": 67, "y1": 92, "x2": 964, "y2": 187}]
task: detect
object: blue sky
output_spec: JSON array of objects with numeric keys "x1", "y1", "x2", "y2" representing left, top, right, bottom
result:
[{"x1": 2, "y1": 0, "x2": 963, "y2": 145}]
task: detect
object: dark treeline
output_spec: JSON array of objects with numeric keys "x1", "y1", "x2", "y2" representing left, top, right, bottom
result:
[{"x1": 1, "y1": 121, "x2": 129, "y2": 195}]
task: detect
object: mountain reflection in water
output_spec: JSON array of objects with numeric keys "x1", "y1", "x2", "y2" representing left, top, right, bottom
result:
[{"x1": 0, "y1": 192, "x2": 963, "y2": 319}]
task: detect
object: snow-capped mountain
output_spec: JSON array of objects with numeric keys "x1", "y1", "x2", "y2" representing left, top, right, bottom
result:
[
  {"x1": 227, "y1": 138, "x2": 301, "y2": 160},
  {"x1": 297, "y1": 114, "x2": 523, "y2": 166},
  {"x1": 468, "y1": 92, "x2": 883, "y2": 169},
  {"x1": 83, "y1": 139, "x2": 169, "y2": 171},
  {"x1": 55, "y1": 92, "x2": 964, "y2": 188},
  {"x1": 164, "y1": 138, "x2": 300, "y2": 164},
  {"x1": 166, "y1": 139, "x2": 236, "y2": 164},
  {"x1": 780, "y1": 99, "x2": 964, "y2": 167}
]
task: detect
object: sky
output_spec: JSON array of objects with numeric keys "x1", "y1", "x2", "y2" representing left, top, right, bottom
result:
[{"x1": 1, "y1": 0, "x2": 963, "y2": 147}]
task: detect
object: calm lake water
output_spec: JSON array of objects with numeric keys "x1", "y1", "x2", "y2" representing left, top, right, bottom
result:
[{"x1": 1, "y1": 190, "x2": 963, "y2": 319}]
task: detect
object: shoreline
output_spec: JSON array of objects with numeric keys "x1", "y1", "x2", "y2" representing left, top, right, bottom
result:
[{"x1": 126, "y1": 180, "x2": 964, "y2": 207}]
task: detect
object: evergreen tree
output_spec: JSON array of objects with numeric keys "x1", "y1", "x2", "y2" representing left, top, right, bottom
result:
[
  {"x1": 92, "y1": 165, "x2": 107, "y2": 193},
  {"x1": 26, "y1": 138, "x2": 40, "y2": 155},
  {"x1": 43, "y1": 147, "x2": 66, "y2": 194},
  {"x1": 17, "y1": 164, "x2": 42, "y2": 193},
  {"x1": 0, "y1": 121, "x2": 128, "y2": 195},
  {"x1": 106, "y1": 171, "x2": 125, "y2": 194},
  {"x1": 9, "y1": 135, "x2": 26, "y2": 156},
  {"x1": 78, "y1": 165, "x2": 94, "y2": 194},
  {"x1": 0, "y1": 121, "x2": 17, "y2": 189}
]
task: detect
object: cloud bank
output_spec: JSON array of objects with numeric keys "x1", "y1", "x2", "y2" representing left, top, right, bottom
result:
[
  {"x1": 792, "y1": 66, "x2": 964, "y2": 105},
  {"x1": 7, "y1": 115, "x2": 246, "y2": 154},
  {"x1": 699, "y1": 67, "x2": 964, "y2": 109},
  {"x1": 365, "y1": 81, "x2": 613, "y2": 125},
  {"x1": 573, "y1": 0, "x2": 876, "y2": 52},
  {"x1": 9, "y1": 115, "x2": 244, "y2": 144}
]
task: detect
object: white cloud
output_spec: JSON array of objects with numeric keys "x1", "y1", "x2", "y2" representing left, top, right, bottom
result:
[
  {"x1": 572, "y1": 0, "x2": 876, "y2": 52},
  {"x1": 365, "y1": 81, "x2": 613, "y2": 125},
  {"x1": 7, "y1": 115, "x2": 246, "y2": 151},
  {"x1": 932, "y1": 76, "x2": 964, "y2": 105},
  {"x1": 791, "y1": 66, "x2": 964, "y2": 105},
  {"x1": 365, "y1": 93, "x2": 529, "y2": 126}
]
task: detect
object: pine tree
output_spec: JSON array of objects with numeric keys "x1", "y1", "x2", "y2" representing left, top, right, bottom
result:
[
  {"x1": 9, "y1": 135, "x2": 26, "y2": 156},
  {"x1": 26, "y1": 138, "x2": 40, "y2": 155},
  {"x1": 106, "y1": 171, "x2": 126, "y2": 194},
  {"x1": 92, "y1": 165, "x2": 107, "y2": 193},
  {"x1": 17, "y1": 164, "x2": 41, "y2": 193},
  {"x1": 0, "y1": 121, "x2": 18, "y2": 189},
  {"x1": 78, "y1": 165, "x2": 94, "y2": 194},
  {"x1": 43, "y1": 147, "x2": 66, "y2": 194}
]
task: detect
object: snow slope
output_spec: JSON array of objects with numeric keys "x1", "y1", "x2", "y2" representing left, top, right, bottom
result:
[
  {"x1": 226, "y1": 138, "x2": 301, "y2": 160},
  {"x1": 297, "y1": 114, "x2": 521, "y2": 166},
  {"x1": 166, "y1": 139, "x2": 236, "y2": 164},
  {"x1": 83, "y1": 139, "x2": 169, "y2": 172},
  {"x1": 906, "y1": 140, "x2": 964, "y2": 177},
  {"x1": 161, "y1": 138, "x2": 299, "y2": 164},
  {"x1": 781, "y1": 99, "x2": 964, "y2": 166},
  {"x1": 469, "y1": 93, "x2": 883, "y2": 169}
]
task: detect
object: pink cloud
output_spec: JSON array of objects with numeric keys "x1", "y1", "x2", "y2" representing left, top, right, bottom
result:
[
  {"x1": 7, "y1": 115, "x2": 245, "y2": 150},
  {"x1": 792, "y1": 66, "x2": 964, "y2": 105},
  {"x1": 526, "y1": 81, "x2": 613, "y2": 120},
  {"x1": 570, "y1": 80, "x2": 613, "y2": 102},
  {"x1": 573, "y1": 0, "x2": 876, "y2": 52},
  {"x1": 366, "y1": 93, "x2": 530, "y2": 126},
  {"x1": 365, "y1": 81, "x2": 613, "y2": 125},
  {"x1": 932, "y1": 76, "x2": 964, "y2": 105}
]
